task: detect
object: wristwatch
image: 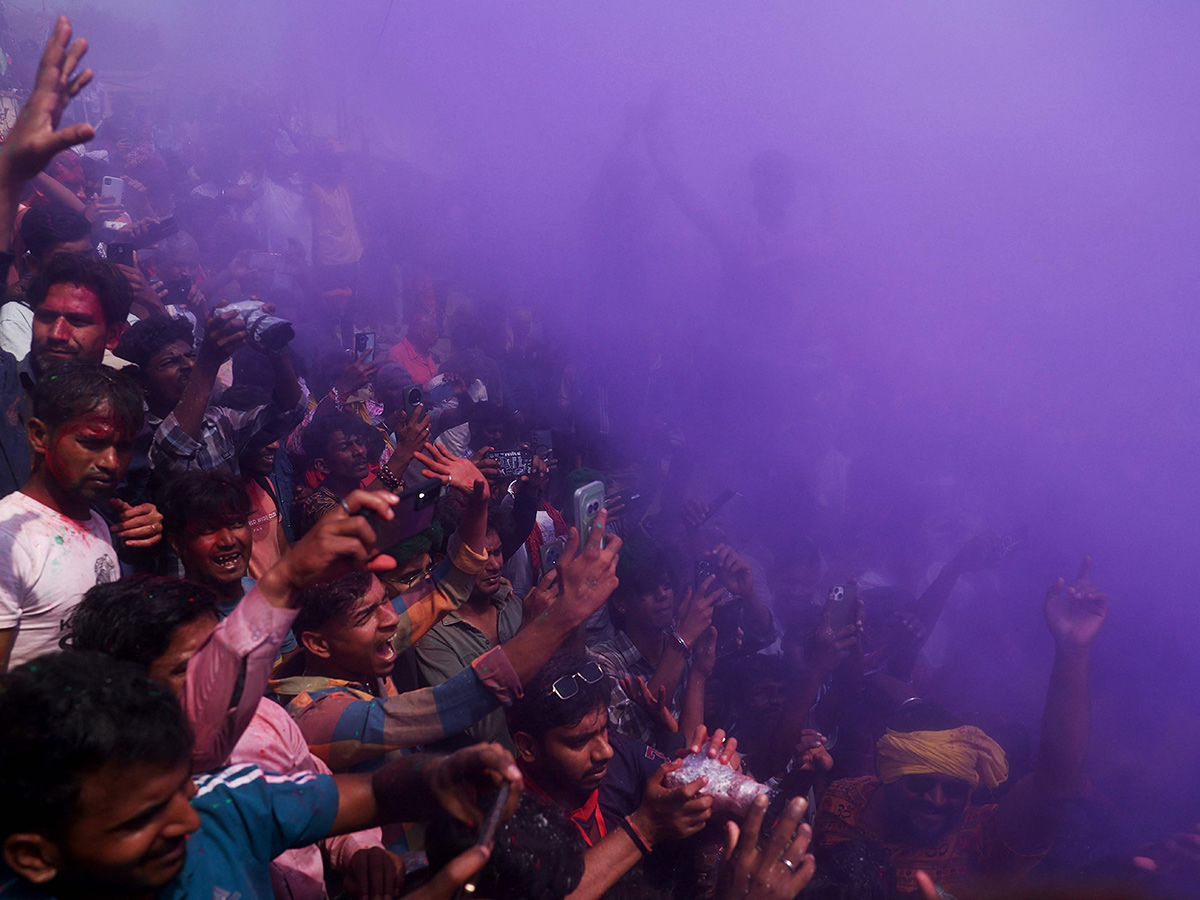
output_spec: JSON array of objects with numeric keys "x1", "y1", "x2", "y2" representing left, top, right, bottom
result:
[{"x1": 665, "y1": 629, "x2": 691, "y2": 659}]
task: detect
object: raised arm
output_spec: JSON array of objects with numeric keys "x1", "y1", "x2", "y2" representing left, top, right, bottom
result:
[
  {"x1": 0, "y1": 17, "x2": 95, "y2": 250},
  {"x1": 997, "y1": 557, "x2": 1107, "y2": 853},
  {"x1": 168, "y1": 305, "x2": 246, "y2": 441},
  {"x1": 188, "y1": 490, "x2": 401, "y2": 770}
]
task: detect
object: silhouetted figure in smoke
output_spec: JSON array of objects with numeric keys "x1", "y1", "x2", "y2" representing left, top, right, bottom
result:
[{"x1": 643, "y1": 100, "x2": 803, "y2": 326}]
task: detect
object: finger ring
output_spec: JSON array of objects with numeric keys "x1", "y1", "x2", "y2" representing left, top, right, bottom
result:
[
  {"x1": 338, "y1": 498, "x2": 353, "y2": 516},
  {"x1": 780, "y1": 858, "x2": 799, "y2": 874}
]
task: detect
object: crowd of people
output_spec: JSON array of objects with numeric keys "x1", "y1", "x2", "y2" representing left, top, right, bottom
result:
[{"x1": 0, "y1": 15, "x2": 1195, "y2": 900}]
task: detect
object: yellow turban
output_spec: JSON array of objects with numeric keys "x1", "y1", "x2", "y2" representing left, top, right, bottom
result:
[{"x1": 876, "y1": 726, "x2": 1009, "y2": 790}]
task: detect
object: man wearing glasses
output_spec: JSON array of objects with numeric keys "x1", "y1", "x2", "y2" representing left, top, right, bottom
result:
[{"x1": 507, "y1": 650, "x2": 717, "y2": 898}]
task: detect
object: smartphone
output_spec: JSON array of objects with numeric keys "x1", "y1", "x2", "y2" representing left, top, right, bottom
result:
[
  {"x1": 107, "y1": 242, "x2": 135, "y2": 268},
  {"x1": 101, "y1": 175, "x2": 124, "y2": 207},
  {"x1": 163, "y1": 277, "x2": 192, "y2": 307},
  {"x1": 539, "y1": 536, "x2": 568, "y2": 574},
  {"x1": 247, "y1": 251, "x2": 286, "y2": 271},
  {"x1": 825, "y1": 582, "x2": 858, "y2": 631},
  {"x1": 488, "y1": 449, "x2": 533, "y2": 478},
  {"x1": 572, "y1": 480, "x2": 606, "y2": 549},
  {"x1": 697, "y1": 489, "x2": 740, "y2": 526},
  {"x1": 401, "y1": 383, "x2": 423, "y2": 420},
  {"x1": 695, "y1": 557, "x2": 719, "y2": 591},
  {"x1": 713, "y1": 596, "x2": 744, "y2": 657},
  {"x1": 360, "y1": 477, "x2": 443, "y2": 556},
  {"x1": 532, "y1": 429, "x2": 553, "y2": 455},
  {"x1": 131, "y1": 216, "x2": 178, "y2": 249},
  {"x1": 355, "y1": 331, "x2": 376, "y2": 365}
]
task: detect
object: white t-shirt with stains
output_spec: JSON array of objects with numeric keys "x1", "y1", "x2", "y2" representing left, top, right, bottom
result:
[{"x1": 0, "y1": 490, "x2": 118, "y2": 669}]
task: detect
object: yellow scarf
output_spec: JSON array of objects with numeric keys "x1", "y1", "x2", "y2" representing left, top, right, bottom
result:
[{"x1": 876, "y1": 726, "x2": 1008, "y2": 789}]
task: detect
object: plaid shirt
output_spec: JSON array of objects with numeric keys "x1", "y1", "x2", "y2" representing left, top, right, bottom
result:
[
  {"x1": 150, "y1": 387, "x2": 309, "y2": 478},
  {"x1": 270, "y1": 645, "x2": 521, "y2": 774},
  {"x1": 589, "y1": 630, "x2": 689, "y2": 747},
  {"x1": 269, "y1": 532, "x2": 493, "y2": 773}
]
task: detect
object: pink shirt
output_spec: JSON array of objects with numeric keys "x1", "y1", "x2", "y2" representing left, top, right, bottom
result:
[
  {"x1": 185, "y1": 586, "x2": 298, "y2": 772},
  {"x1": 387, "y1": 337, "x2": 438, "y2": 386}
]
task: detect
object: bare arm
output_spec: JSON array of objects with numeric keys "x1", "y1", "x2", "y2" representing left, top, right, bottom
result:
[
  {"x1": 171, "y1": 307, "x2": 245, "y2": 441},
  {"x1": 679, "y1": 626, "x2": 716, "y2": 738},
  {"x1": 566, "y1": 761, "x2": 713, "y2": 900},
  {"x1": 269, "y1": 346, "x2": 303, "y2": 411},
  {"x1": 998, "y1": 558, "x2": 1107, "y2": 853},
  {"x1": 328, "y1": 743, "x2": 523, "y2": 838},
  {"x1": 0, "y1": 17, "x2": 95, "y2": 251},
  {"x1": 499, "y1": 513, "x2": 622, "y2": 682},
  {"x1": 0, "y1": 628, "x2": 14, "y2": 673}
]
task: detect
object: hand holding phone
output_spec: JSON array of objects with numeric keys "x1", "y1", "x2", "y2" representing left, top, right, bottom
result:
[
  {"x1": 572, "y1": 481, "x2": 606, "y2": 552},
  {"x1": 824, "y1": 581, "x2": 858, "y2": 632},
  {"x1": 354, "y1": 331, "x2": 376, "y2": 365}
]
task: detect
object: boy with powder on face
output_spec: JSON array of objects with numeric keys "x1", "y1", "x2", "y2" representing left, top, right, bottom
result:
[{"x1": 0, "y1": 360, "x2": 144, "y2": 671}]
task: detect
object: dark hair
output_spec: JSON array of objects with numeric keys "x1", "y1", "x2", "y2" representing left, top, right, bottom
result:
[
  {"x1": 506, "y1": 649, "x2": 612, "y2": 742},
  {"x1": 608, "y1": 536, "x2": 674, "y2": 630},
  {"x1": 887, "y1": 699, "x2": 964, "y2": 734},
  {"x1": 158, "y1": 471, "x2": 252, "y2": 538},
  {"x1": 64, "y1": 576, "x2": 220, "y2": 668},
  {"x1": 469, "y1": 401, "x2": 510, "y2": 430},
  {"x1": 27, "y1": 251, "x2": 134, "y2": 326},
  {"x1": 114, "y1": 315, "x2": 194, "y2": 370},
  {"x1": 20, "y1": 202, "x2": 91, "y2": 260},
  {"x1": 0, "y1": 652, "x2": 192, "y2": 839},
  {"x1": 293, "y1": 571, "x2": 374, "y2": 639},
  {"x1": 425, "y1": 792, "x2": 586, "y2": 900},
  {"x1": 301, "y1": 411, "x2": 365, "y2": 463},
  {"x1": 29, "y1": 361, "x2": 144, "y2": 434}
]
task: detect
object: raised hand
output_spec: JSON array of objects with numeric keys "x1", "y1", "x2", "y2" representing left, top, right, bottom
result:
[
  {"x1": 197, "y1": 304, "x2": 247, "y2": 365},
  {"x1": 675, "y1": 577, "x2": 721, "y2": 646},
  {"x1": 468, "y1": 445, "x2": 503, "y2": 484},
  {"x1": 718, "y1": 794, "x2": 815, "y2": 900},
  {"x1": 1044, "y1": 557, "x2": 1108, "y2": 649},
  {"x1": 711, "y1": 544, "x2": 755, "y2": 597},
  {"x1": 428, "y1": 742, "x2": 523, "y2": 827},
  {"x1": 622, "y1": 674, "x2": 679, "y2": 734},
  {"x1": 0, "y1": 17, "x2": 95, "y2": 188},
  {"x1": 554, "y1": 510, "x2": 622, "y2": 626},
  {"x1": 515, "y1": 451, "x2": 551, "y2": 498},
  {"x1": 794, "y1": 730, "x2": 832, "y2": 774},
  {"x1": 522, "y1": 567, "x2": 560, "y2": 624},
  {"x1": 335, "y1": 349, "x2": 378, "y2": 399},
  {"x1": 803, "y1": 592, "x2": 863, "y2": 679},
  {"x1": 264, "y1": 489, "x2": 401, "y2": 595},
  {"x1": 389, "y1": 403, "x2": 431, "y2": 462},
  {"x1": 414, "y1": 442, "x2": 489, "y2": 500}
]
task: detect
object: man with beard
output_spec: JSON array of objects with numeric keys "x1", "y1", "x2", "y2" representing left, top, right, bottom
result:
[
  {"x1": 506, "y1": 649, "x2": 717, "y2": 900},
  {"x1": 813, "y1": 559, "x2": 1109, "y2": 895},
  {"x1": 0, "y1": 362, "x2": 142, "y2": 670},
  {"x1": 414, "y1": 523, "x2": 521, "y2": 750}
]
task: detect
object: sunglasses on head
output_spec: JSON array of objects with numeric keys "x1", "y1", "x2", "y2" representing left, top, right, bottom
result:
[
  {"x1": 549, "y1": 661, "x2": 605, "y2": 701},
  {"x1": 902, "y1": 774, "x2": 971, "y2": 800}
]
